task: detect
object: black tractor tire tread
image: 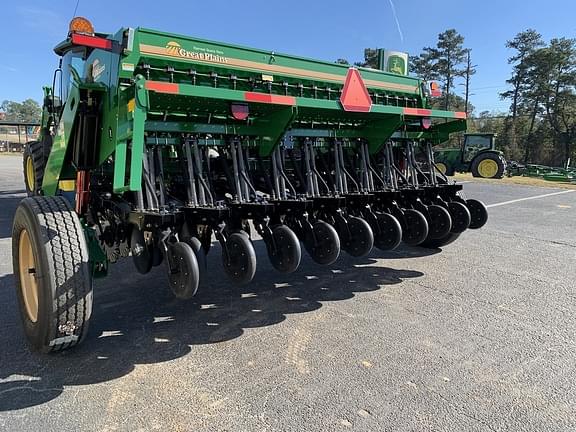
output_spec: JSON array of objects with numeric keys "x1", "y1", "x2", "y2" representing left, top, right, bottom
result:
[
  {"x1": 23, "y1": 141, "x2": 46, "y2": 196},
  {"x1": 12, "y1": 196, "x2": 92, "y2": 352}
]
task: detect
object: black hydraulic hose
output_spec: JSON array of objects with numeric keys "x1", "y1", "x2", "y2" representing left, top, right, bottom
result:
[
  {"x1": 155, "y1": 146, "x2": 167, "y2": 207},
  {"x1": 365, "y1": 147, "x2": 386, "y2": 189},
  {"x1": 312, "y1": 147, "x2": 333, "y2": 194},
  {"x1": 237, "y1": 145, "x2": 260, "y2": 201},
  {"x1": 229, "y1": 142, "x2": 244, "y2": 202},
  {"x1": 287, "y1": 149, "x2": 307, "y2": 193},
  {"x1": 274, "y1": 148, "x2": 297, "y2": 199},
  {"x1": 142, "y1": 155, "x2": 159, "y2": 210},
  {"x1": 257, "y1": 153, "x2": 275, "y2": 197},
  {"x1": 219, "y1": 152, "x2": 236, "y2": 201},
  {"x1": 183, "y1": 141, "x2": 198, "y2": 206},
  {"x1": 338, "y1": 145, "x2": 359, "y2": 193},
  {"x1": 205, "y1": 148, "x2": 219, "y2": 203},
  {"x1": 191, "y1": 141, "x2": 208, "y2": 205}
]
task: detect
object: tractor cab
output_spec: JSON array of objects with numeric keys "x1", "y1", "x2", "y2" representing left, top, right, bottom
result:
[{"x1": 462, "y1": 133, "x2": 496, "y2": 163}]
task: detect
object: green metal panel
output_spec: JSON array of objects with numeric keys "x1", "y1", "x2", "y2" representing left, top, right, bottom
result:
[
  {"x1": 42, "y1": 84, "x2": 81, "y2": 196},
  {"x1": 128, "y1": 28, "x2": 421, "y2": 95},
  {"x1": 112, "y1": 77, "x2": 148, "y2": 192}
]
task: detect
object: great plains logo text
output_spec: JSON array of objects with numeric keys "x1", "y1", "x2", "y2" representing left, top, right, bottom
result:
[{"x1": 165, "y1": 41, "x2": 229, "y2": 64}]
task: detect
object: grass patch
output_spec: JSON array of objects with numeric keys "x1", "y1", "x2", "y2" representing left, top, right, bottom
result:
[{"x1": 453, "y1": 172, "x2": 576, "y2": 190}]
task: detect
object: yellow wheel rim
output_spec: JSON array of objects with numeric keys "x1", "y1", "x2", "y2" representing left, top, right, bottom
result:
[
  {"x1": 25, "y1": 156, "x2": 35, "y2": 192},
  {"x1": 436, "y1": 162, "x2": 448, "y2": 175},
  {"x1": 477, "y1": 159, "x2": 499, "y2": 178},
  {"x1": 19, "y1": 229, "x2": 39, "y2": 323}
]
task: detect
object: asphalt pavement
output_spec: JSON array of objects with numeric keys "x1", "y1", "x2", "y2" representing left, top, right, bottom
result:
[{"x1": 0, "y1": 155, "x2": 575, "y2": 432}]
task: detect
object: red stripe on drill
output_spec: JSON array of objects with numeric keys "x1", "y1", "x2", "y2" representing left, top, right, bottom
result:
[
  {"x1": 244, "y1": 92, "x2": 296, "y2": 106},
  {"x1": 403, "y1": 108, "x2": 433, "y2": 117},
  {"x1": 145, "y1": 81, "x2": 180, "y2": 94},
  {"x1": 454, "y1": 111, "x2": 467, "y2": 119}
]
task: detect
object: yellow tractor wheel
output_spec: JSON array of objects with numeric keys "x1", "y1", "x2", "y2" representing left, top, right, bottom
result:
[
  {"x1": 471, "y1": 154, "x2": 505, "y2": 179},
  {"x1": 436, "y1": 162, "x2": 448, "y2": 175},
  {"x1": 22, "y1": 141, "x2": 46, "y2": 196}
]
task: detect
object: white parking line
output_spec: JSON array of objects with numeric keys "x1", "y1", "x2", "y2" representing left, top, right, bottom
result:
[{"x1": 487, "y1": 190, "x2": 575, "y2": 208}]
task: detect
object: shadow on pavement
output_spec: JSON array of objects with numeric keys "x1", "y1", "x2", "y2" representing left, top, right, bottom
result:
[{"x1": 0, "y1": 239, "x2": 424, "y2": 411}]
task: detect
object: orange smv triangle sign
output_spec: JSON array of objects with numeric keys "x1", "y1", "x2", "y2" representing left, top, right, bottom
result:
[{"x1": 339, "y1": 68, "x2": 372, "y2": 112}]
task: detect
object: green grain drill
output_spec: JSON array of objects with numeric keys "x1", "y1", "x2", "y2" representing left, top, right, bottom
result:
[{"x1": 14, "y1": 17, "x2": 488, "y2": 352}]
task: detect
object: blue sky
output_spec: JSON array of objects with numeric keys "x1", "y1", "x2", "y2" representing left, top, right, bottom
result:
[{"x1": 0, "y1": 0, "x2": 575, "y2": 114}]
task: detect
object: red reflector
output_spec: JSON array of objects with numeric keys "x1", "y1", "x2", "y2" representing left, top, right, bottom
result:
[
  {"x1": 421, "y1": 118, "x2": 432, "y2": 129},
  {"x1": 244, "y1": 92, "x2": 296, "y2": 106},
  {"x1": 71, "y1": 33, "x2": 112, "y2": 50},
  {"x1": 231, "y1": 103, "x2": 249, "y2": 120},
  {"x1": 145, "y1": 81, "x2": 180, "y2": 94},
  {"x1": 340, "y1": 68, "x2": 372, "y2": 112}
]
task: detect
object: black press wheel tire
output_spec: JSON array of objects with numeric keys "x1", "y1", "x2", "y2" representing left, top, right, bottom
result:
[
  {"x1": 304, "y1": 221, "x2": 341, "y2": 265},
  {"x1": 341, "y1": 216, "x2": 374, "y2": 257},
  {"x1": 470, "y1": 153, "x2": 506, "y2": 179},
  {"x1": 401, "y1": 209, "x2": 429, "y2": 246},
  {"x1": 466, "y1": 199, "x2": 489, "y2": 229},
  {"x1": 266, "y1": 225, "x2": 302, "y2": 274},
  {"x1": 425, "y1": 205, "x2": 452, "y2": 240},
  {"x1": 167, "y1": 241, "x2": 200, "y2": 300},
  {"x1": 373, "y1": 212, "x2": 402, "y2": 251},
  {"x1": 23, "y1": 141, "x2": 46, "y2": 196},
  {"x1": 447, "y1": 201, "x2": 471, "y2": 233},
  {"x1": 222, "y1": 231, "x2": 257, "y2": 285},
  {"x1": 420, "y1": 232, "x2": 462, "y2": 249},
  {"x1": 12, "y1": 196, "x2": 93, "y2": 352},
  {"x1": 183, "y1": 236, "x2": 207, "y2": 284}
]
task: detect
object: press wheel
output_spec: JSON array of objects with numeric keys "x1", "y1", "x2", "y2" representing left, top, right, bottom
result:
[
  {"x1": 401, "y1": 209, "x2": 429, "y2": 246},
  {"x1": 304, "y1": 221, "x2": 340, "y2": 265},
  {"x1": 373, "y1": 212, "x2": 402, "y2": 251},
  {"x1": 466, "y1": 199, "x2": 489, "y2": 229},
  {"x1": 222, "y1": 231, "x2": 257, "y2": 285},
  {"x1": 167, "y1": 241, "x2": 200, "y2": 299},
  {"x1": 266, "y1": 225, "x2": 302, "y2": 273},
  {"x1": 183, "y1": 236, "x2": 207, "y2": 284},
  {"x1": 448, "y1": 201, "x2": 471, "y2": 233},
  {"x1": 341, "y1": 216, "x2": 374, "y2": 257},
  {"x1": 426, "y1": 204, "x2": 452, "y2": 240}
]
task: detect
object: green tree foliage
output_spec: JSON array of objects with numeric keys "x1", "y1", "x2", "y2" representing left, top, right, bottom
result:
[
  {"x1": 500, "y1": 29, "x2": 544, "y2": 159},
  {"x1": 409, "y1": 50, "x2": 439, "y2": 82},
  {"x1": 355, "y1": 48, "x2": 379, "y2": 69},
  {"x1": 411, "y1": 29, "x2": 469, "y2": 110},
  {"x1": 0, "y1": 99, "x2": 41, "y2": 123},
  {"x1": 501, "y1": 31, "x2": 576, "y2": 166}
]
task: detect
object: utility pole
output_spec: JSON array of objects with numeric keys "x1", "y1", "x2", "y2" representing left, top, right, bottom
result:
[{"x1": 463, "y1": 50, "x2": 477, "y2": 116}]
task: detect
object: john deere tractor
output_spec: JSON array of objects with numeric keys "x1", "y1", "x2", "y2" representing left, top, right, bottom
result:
[
  {"x1": 13, "y1": 17, "x2": 488, "y2": 352},
  {"x1": 434, "y1": 133, "x2": 507, "y2": 178}
]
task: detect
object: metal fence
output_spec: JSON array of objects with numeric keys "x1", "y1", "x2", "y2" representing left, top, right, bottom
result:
[{"x1": 0, "y1": 122, "x2": 40, "y2": 152}]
